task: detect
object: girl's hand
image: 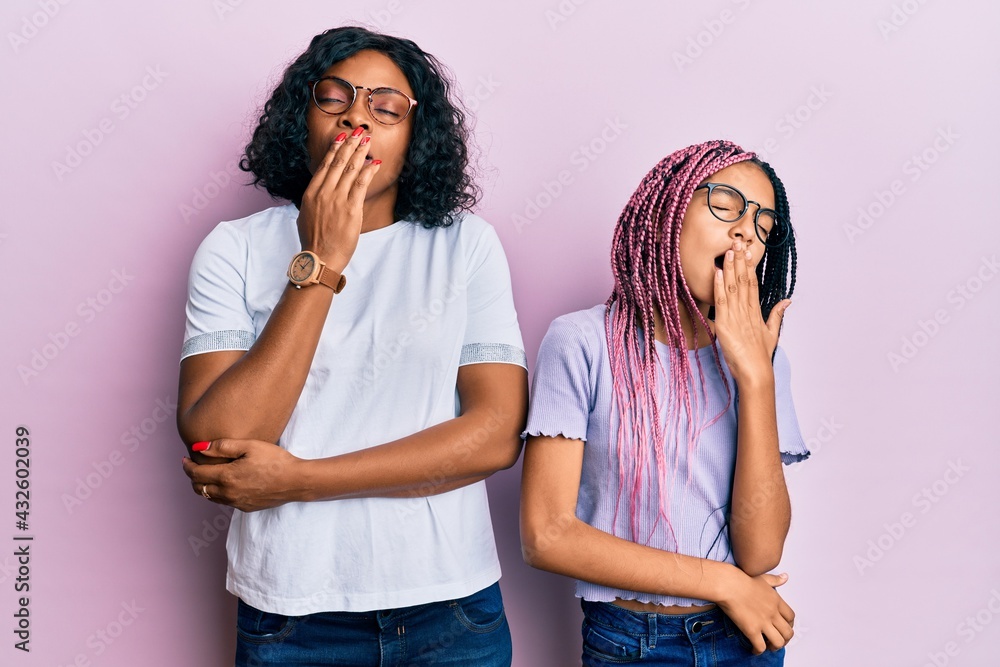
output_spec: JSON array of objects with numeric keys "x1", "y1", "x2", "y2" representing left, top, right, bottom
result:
[
  {"x1": 297, "y1": 128, "x2": 382, "y2": 275},
  {"x1": 713, "y1": 240, "x2": 791, "y2": 386},
  {"x1": 181, "y1": 439, "x2": 306, "y2": 512},
  {"x1": 716, "y1": 569, "x2": 795, "y2": 655}
]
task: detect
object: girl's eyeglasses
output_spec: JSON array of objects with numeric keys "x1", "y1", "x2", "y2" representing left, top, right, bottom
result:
[{"x1": 694, "y1": 183, "x2": 790, "y2": 248}]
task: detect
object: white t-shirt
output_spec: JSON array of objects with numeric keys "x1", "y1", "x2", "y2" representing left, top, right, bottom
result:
[{"x1": 181, "y1": 203, "x2": 526, "y2": 614}]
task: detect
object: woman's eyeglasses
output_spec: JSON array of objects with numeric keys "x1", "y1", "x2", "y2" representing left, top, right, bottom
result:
[
  {"x1": 308, "y1": 76, "x2": 418, "y2": 126},
  {"x1": 694, "y1": 183, "x2": 790, "y2": 248}
]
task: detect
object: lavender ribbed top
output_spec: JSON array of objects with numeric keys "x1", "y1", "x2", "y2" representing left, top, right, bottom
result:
[{"x1": 522, "y1": 304, "x2": 810, "y2": 608}]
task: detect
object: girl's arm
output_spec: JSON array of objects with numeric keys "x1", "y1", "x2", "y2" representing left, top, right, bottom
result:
[
  {"x1": 520, "y1": 433, "x2": 794, "y2": 655},
  {"x1": 713, "y1": 241, "x2": 794, "y2": 576},
  {"x1": 728, "y1": 377, "x2": 791, "y2": 576},
  {"x1": 182, "y1": 362, "x2": 527, "y2": 504}
]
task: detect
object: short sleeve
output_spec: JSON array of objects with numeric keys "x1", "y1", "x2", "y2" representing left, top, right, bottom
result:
[
  {"x1": 773, "y1": 346, "x2": 810, "y2": 465},
  {"x1": 459, "y1": 222, "x2": 527, "y2": 369},
  {"x1": 520, "y1": 316, "x2": 593, "y2": 442},
  {"x1": 180, "y1": 221, "x2": 256, "y2": 362}
]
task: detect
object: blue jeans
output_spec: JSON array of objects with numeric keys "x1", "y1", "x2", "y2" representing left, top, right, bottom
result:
[
  {"x1": 580, "y1": 600, "x2": 785, "y2": 666},
  {"x1": 235, "y1": 581, "x2": 512, "y2": 666}
]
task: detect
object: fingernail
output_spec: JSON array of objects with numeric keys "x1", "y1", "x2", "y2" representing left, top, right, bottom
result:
[
  {"x1": 192, "y1": 441, "x2": 210, "y2": 452},
  {"x1": 745, "y1": 251, "x2": 752, "y2": 260},
  {"x1": 360, "y1": 136, "x2": 371, "y2": 145},
  {"x1": 351, "y1": 127, "x2": 364, "y2": 137},
  {"x1": 372, "y1": 159, "x2": 382, "y2": 165},
  {"x1": 716, "y1": 268, "x2": 722, "y2": 279},
  {"x1": 334, "y1": 132, "x2": 347, "y2": 142},
  {"x1": 725, "y1": 250, "x2": 734, "y2": 261},
  {"x1": 735, "y1": 241, "x2": 743, "y2": 251}
]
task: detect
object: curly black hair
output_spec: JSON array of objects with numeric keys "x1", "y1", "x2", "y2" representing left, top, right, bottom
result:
[{"x1": 239, "y1": 26, "x2": 479, "y2": 227}]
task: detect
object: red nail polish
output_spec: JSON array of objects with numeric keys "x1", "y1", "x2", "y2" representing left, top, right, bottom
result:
[
  {"x1": 372, "y1": 159, "x2": 382, "y2": 165},
  {"x1": 360, "y1": 136, "x2": 371, "y2": 145},
  {"x1": 334, "y1": 132, "x2": 347, "y2": 142},
  {"x1": 351, "y1": 127, "x2": 364, "y2": 137},
  {"x1": 192, "y1": 441, "x2": 210, "y2": 452}
]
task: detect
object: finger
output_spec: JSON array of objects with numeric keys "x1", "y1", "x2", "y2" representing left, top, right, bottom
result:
[
  {"x1": 778, "y1": 597, "x2": 795, "y2": 625},
  {"x1": 334, "y1": 134, "x2": 373, "y2": 199},
  {"x1": 345, "y1": 158, "x2": 382, "y2": 209},
  {"x1": 732, "y1": 242, "x2": 752, "y2": 313},
  {"x1": 765, "y1": 299, "x2": 792, "y2": 340},
  {"x1": 761, "y1": 624, "x2": 787, "y2": 651},
  {"x1": 714, "y1": 267, "x2": 729, "y2": 320},
  {"x1": 190, "y1": 439, "x2": 243, "y2": 460},
  {"x1": 182, "y1": 455, "x2": 227, "y2": 487},
  {"x1": 774, "y1": 615, "x2": 795, "y2": 644},
  {"x1": 319, "y1": 127, "x2": 367, "y2": 192},
  {"x1": 746, "y1": 631, "x2": 767, "y2": 656},
  {"x1": 304, "y1": 131, "x2": 349, "y2": 198},
  {"x1": 762, "y1": 572, "x2": 789, "y2": 588},
  {"x1": 746, "y1": 248, "x2": 761, "y2": 311},
  {"x1": 723, "y1": 248, "x2": 739, "y2": 306}
]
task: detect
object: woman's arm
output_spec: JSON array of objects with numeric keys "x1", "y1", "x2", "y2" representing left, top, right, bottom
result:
[
  {"x1": 182, "y1": 362, "x2": 528, "y2": 505},
  {"x1": 178, "y1": 127, "x2": 390, "y2": 452},
  {"x1": 520, "y1": 433, "x2": 794, "y2": 655}
]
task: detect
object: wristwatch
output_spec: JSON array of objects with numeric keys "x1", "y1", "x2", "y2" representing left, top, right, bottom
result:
[{"x1": 286, "y1": 251, "x2": 347, "y2": 293}]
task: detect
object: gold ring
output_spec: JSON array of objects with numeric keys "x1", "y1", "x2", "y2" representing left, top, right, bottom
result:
[{"x1": 201, "y1": 484, "x2": 211, "y2": 500}]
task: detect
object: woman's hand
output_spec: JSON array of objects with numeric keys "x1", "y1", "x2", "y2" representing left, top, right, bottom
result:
[
  {"x1": 181, "y1": 439, "x2": 306, "y2": 512},
  {"x1": 297, "y1": 127, "x2": 382, "y2": 274},
  {"x1": 715, "y1": 569, "x2": 795, "y2": 655},
  {"x1": 713, "y1": 239, "x2": 791, "y2": 386}
]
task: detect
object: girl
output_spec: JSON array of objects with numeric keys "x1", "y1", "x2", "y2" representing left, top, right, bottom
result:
[
  {"x1": 520, "y1": 140, "x2": 810, "y2": 665},
  {"x1": 177, "y1": 27, "x2": 526, "y2": 666}
]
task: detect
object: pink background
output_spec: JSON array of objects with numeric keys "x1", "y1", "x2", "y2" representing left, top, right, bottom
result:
[{"x1": 3, "y1": 1, "x2": 998, "y2": 665}]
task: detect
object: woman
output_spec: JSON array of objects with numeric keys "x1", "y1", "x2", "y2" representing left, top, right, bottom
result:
[
  {"x1": 520, "y1": 140, "x2": 810, "y2": 665},
  {"x1": 177, "y1": 27, "x2": 526, "y2": 666}
]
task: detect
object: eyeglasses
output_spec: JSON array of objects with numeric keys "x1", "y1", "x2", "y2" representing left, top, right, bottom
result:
[
  {"x1": 694, "y1": 183, "x2": 790, "y2": 248},
  {"x1": 308, "y1": 76, "x2": 418, "y2": 126}
]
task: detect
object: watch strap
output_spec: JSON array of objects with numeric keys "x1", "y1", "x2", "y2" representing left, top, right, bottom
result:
[{"x1": 316, "y1": 265, "x2": 347, "y2": 293}]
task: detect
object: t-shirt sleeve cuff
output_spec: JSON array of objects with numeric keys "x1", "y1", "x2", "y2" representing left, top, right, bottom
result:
[
  {"x1": 459, "y1": 343, "x2": 527, "y2": 369},
  {"x1": 180, "y1": 330, "x2": 255, "y2": 362}
]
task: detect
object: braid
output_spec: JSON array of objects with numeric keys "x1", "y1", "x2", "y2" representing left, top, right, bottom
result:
[
  {"x1": 605, "y1": 140, "x2": 798, "y2": 547},
  {"x1": 751, "y1": 158, "x2": 798, "y2": 322}
]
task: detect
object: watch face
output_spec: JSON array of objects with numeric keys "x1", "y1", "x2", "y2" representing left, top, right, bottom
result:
[{"x1": 290, "y1": 252, "x2": 316, "y2": 282}]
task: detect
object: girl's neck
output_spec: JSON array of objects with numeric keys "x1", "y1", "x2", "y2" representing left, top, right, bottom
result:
[{"x1": 652, "y1": 301, "x2": 714, "y2": 351}]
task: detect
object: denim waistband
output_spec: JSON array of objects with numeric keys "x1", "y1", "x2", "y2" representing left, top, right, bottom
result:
[{"x1": 581, "y1": 599, "x2": 737, "y2": 644}]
